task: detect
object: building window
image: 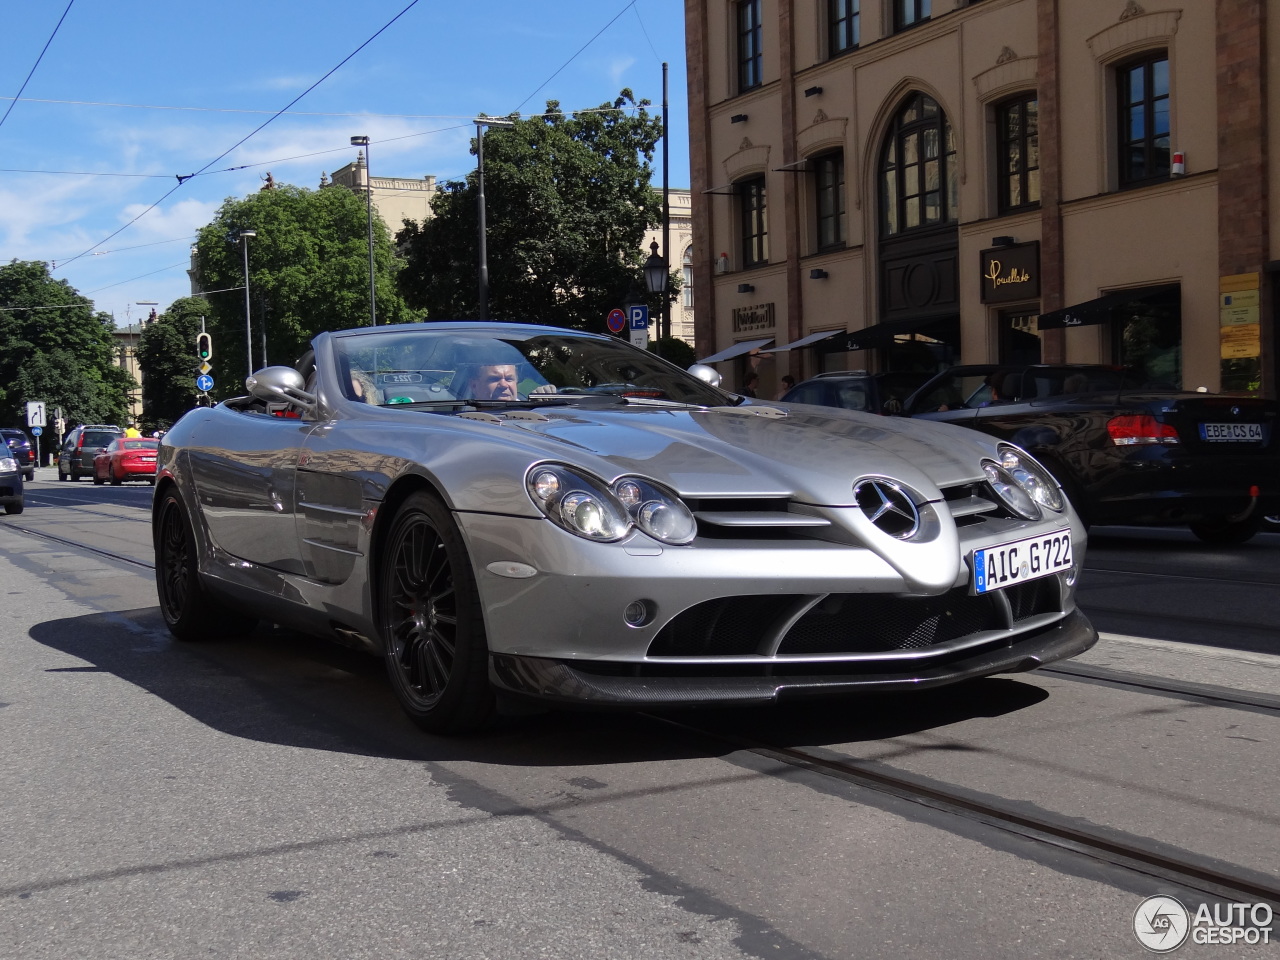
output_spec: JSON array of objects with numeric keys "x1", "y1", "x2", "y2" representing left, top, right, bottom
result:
[
  {"x1": 682, "y1": 247, "x2": 694, "y2": 308},
  {"x1": 1117, "y1": 52, "x2": 1170, "y2": 186},
  {"x1": 893, "y1": 0, "x2": 931, "y2": 32},
  {"x1": 879, "y1": 93, "x2": 957, "y2": 236},
  {"x1": 737, "y1": 176, "x2": 769, "y2": 267},
  {"x1": 814, "y1": 151, "x2": 845, "y2": 249},
  {"x1": 737, "y1": 0, "x2": 763, "y2": 92},
  {"x1": 829, "y1": 0, "x2": 859, "y2": 57},
  {"x1": 996, "y1": 94, "x2": 1039, "y2": 213}
]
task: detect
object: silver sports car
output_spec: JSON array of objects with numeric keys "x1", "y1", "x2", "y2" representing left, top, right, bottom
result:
[{"x1": 153, "y1": 322, "x2": 1096, "y2": 733}]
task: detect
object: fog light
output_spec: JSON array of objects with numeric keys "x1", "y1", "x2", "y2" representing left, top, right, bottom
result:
[{"x1": 623, "y1": 600, "x2": 651, "y2": 627}]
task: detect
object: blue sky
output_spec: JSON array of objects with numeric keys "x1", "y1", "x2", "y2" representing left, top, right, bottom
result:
[{"x1": 1, "y1": 0, "x2": 689, "y2": 326}]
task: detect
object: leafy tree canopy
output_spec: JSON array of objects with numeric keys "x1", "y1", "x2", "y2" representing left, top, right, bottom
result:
[
  {"x1": 397, "y1": 91, "x2": 672, "y2": 333},
  {"x1": 0, "y1": 260, "x2": 133, "y2": 429},
  {"x1": 190, "y1": 182, "x2": 421, "y2": 394}
]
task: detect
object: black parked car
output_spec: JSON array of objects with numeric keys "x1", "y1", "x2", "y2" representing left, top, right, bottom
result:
[
  {"x1": 57, "y1": 424, "x2": 124, "y2": 482},
  {"x1": 780, "y1": 370, "x2": 929, "y2": 415},
  {"x1": 0, "y1": 442, "x2": 23, "y2": 514},
  {"x1": 0, "y1": 428, "x2": 35, "y2": 481},
  {"x1": 901, "y1": 363, "x2": 1280, "y2": 543}
]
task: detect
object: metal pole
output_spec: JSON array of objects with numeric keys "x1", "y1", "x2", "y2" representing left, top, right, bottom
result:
[
  {"x1": 364, "y1": 145, "x2": 377, "y2": 325},
  {"x1": 476, "y1": 121, "x2": 490, "y2": 321},
  {"x1": 662, "y1": 62, "x2": 671, "y2": 347},
  {"x1": 242, "y1": 234, "x2": 253, "y2": 375}
]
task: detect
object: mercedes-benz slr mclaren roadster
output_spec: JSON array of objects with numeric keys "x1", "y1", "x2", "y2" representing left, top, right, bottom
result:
[{"x1": 153, "y1": 322, "x2": 1097, "y2": 733}]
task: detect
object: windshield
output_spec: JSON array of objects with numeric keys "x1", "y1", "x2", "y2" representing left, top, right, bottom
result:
[{"x1": 332, "y1": 328, "x2": 735, "y2": 408}]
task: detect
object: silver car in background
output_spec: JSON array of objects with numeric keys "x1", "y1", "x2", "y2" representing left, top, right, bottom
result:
[{"x1": 153, "y1": 322, "x2": 1096, "y2": 733}]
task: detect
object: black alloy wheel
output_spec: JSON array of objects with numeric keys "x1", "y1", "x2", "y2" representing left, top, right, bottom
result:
[
  {"x1": 1188, "y1": 514, "x2": 1263, "y2": 545},
  {"x1": 379, "y1": 492, "x2": 493, "y2": 734},
  {"x1": 154, "y1": 490, "x2": 256, "y2": 640}
]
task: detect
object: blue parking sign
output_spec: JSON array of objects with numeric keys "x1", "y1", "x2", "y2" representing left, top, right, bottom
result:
[{"x1": 628, "y1": 304, "x2": 649, "y2": 329}]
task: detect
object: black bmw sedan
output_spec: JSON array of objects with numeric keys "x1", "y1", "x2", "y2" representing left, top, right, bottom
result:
[{"x1": 901, "y1": 364, "x2": 1280, "y2": 543}]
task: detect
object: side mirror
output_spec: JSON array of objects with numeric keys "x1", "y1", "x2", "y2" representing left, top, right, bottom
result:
[
  {"x1": 245, "y1": 366, "x2": 318, "y2": 418},
  {"x1": 687, "y1": 363, "x2": 722, "y2": 388}
]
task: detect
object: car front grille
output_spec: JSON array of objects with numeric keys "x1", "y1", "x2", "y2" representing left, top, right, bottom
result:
[
  {"x1": 687, "y1": 482, "x2": 1016, "y2": 541},
  {"x1": 646, "y1": 578, "x2": 1063, "y2": 660}
]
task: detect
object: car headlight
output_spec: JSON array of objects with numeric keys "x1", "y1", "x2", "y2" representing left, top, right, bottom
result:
[
  {"x1": 981, "y1": 460, "x2": 1040, "y2": 520},
  {"x1": 526, "y1": 465, "x2": 696, "y2": 545},
  {"x1": 996, "y1": 444, "x2": 1066, "y2": 512},
  {"x1": 613, "y1": 477, "x2": 697, "y2": 544},
  {"x1": 0, "y1": 457, "x2": 15, "y2": 472},
  {"x1": 526, "y1": 465, "x2": 630, "y2": 542}
]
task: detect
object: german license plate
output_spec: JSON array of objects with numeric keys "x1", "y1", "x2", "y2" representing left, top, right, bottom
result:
[
  {"x1": 972, "y1": 533, "x2": 1073, "y2": 594},
  {"x1": 1200, "y1": 422, "x2": 1264, "y2": 442}
]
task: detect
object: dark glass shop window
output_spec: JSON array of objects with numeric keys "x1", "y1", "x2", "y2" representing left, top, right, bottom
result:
[
  {"x1": 996, "y1": 94, "x2": 1039, "y2": 213},
  {"x1": 814, "y1": 151, "x2": 845, "y2": 249},
  {"x1": 737, "y1": 176, "x2": 769, "y2": 267},
  {"x1": 829, "y1": 0, "x2": 859, "y2": 57},
  {"x1": 1118, "y1": 52, "x2": 1170, "y2": 186},
  {"x1": 894, "y1": 0, "x2": 931, "y2": 32},
  {"x1": 738, "y1": 0, "x2": 763, "y2": 92}
]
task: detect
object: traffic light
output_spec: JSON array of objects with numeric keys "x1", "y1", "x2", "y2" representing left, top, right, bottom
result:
[{"x1": 196, "y1": 332, "x2": 213, "y2": 363}]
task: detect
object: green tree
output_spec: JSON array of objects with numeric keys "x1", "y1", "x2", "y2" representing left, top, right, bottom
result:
[
  {"x1": 137, "y1": 297, "x2": 211, "y2": 431},
  {"x1": 0, "y1": 260, "x2": 134, "y2": 432},
  {"x1": 191, "y1": 183, "x2": 419, "y2": 395},
  {"x1": 396, "y1": 92, "x2": 670, "y2": 332}
]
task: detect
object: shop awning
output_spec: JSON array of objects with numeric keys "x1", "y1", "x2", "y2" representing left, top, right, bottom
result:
[
  {"x1": 1037, "y1": 285, "x2": 1181, "y2": 330},
  {"x1": 769, "y1": 329, "x2": 843, "y2": 351},
  {"x1": 696, "y1": 337, "x2": 775, "y2": 364},
  {"x1": 831, "y1": 316, "x2": 957, "y2": 351}
]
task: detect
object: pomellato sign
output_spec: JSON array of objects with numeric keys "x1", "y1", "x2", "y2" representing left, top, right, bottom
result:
[{"x1": 980, "y1": 241, "x2": 1040, "y2": 304}]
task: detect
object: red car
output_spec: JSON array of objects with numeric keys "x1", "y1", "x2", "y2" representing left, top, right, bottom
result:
[{"x1": 93, "y1": 438, "x2": 159, "y2": 485}]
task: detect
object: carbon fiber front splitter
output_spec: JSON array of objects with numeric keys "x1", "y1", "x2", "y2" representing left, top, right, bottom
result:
[{"x1": 489, "y1": 608, "x2": 1098, "y2": 707}]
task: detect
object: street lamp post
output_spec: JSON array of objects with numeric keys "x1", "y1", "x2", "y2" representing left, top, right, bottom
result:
[
  {"x1": 239, "y1": 229, "x2": 256, "y2": 375},
  {"x1": 643, "y1": 241, "x2": 669, "y2": 356},
  {"x1": 350, "y1": 136, "x2": 377, "y2": 325},
  {"x1": 474, "y1": 118, "x2": 515, "y2": 320}
]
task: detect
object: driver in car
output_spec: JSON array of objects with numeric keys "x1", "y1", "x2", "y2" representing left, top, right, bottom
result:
[{"x1": 465, "y1": 364, "x2": 520, "y2": 400}]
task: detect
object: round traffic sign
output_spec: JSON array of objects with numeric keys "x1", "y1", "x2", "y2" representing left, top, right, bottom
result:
[
  {"x1": 606, "y1": 308, "x2": 626, "y2": 333},
  {"x1": 196, "y1": 374, "x2": 214, "y2": 392},
  {"x1": 30, "y1": 426, "x2": 42, "y2": 436}
]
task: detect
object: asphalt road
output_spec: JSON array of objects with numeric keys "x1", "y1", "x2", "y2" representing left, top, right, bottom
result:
[{"x1": 1, "y1": 471, "x2": 1277, "y2": 959}]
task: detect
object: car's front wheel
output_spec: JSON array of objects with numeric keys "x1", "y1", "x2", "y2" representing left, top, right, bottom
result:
[
  {"x1": 1189, "y1": 514, "x2": 1262, "y2": 545},
  {"x1": 4, "y1": 501, "x2": 22, "y2": 515},
  {"x1": 379, "y1": 491, "x2": 493, "y2": 734},
  {"x1": 155, "y1": 490, "x2": 257, "y2": 640}
]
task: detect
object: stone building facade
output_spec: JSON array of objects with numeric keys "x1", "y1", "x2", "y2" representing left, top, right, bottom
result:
[{"x1": 685, "y1": 0, "x2": 1275, "y2": 399}]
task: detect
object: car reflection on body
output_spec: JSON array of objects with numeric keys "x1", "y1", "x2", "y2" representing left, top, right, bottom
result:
[
  {"x1": 152, "y1": 322, "x2": 1097, "y2": 733},
  {"x1": 900, "y1": 364, "x2": 1280, "y2": 543},
  {"x1": 93, "y1": 438, "x2": 159, "y2": 485}
]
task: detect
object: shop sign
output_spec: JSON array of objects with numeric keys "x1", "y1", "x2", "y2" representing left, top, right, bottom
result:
[
  {"x1": 732, "y1": 302, "x2": 776, "y2": 333},
  {"x1": 1220, "y1": 323, "x2": 1261, "y2": 359},
  {"x1": 980, "y1": 242, "x2": 1040, "y2": 304}
]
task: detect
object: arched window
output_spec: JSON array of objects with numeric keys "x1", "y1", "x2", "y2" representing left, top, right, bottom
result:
[
  {"x1": 879, "y1": 93, "x2": 957, "y2": 236},
  {"x1": 682, "y1": 247, "x2": 694, "y2": 308}
]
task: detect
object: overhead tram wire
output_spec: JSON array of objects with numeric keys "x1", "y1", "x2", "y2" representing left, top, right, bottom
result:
[
  {"x1": 0, "y1": 0, "x2": 76, "y2": 133},
  {"x1": 512, "y1": 0, "x2": 640, "y2": 113},
  {"x1": 53, "y1": 0, "x2": 425, "y2": 273}
]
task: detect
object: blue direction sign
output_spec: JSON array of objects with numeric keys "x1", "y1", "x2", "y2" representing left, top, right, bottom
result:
[
  {"x1": 628, "y1": 304, "x2": 649, "y2": 329},
  {"x1": 196, "y1": 374, "x2": 214, "y2": 392},
  {"x1": 606, "y1": 307, "x2": 626, "y2": 333},
  {"x1": 30, "y1": 426, "x2": 42, "y2": 437}
]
